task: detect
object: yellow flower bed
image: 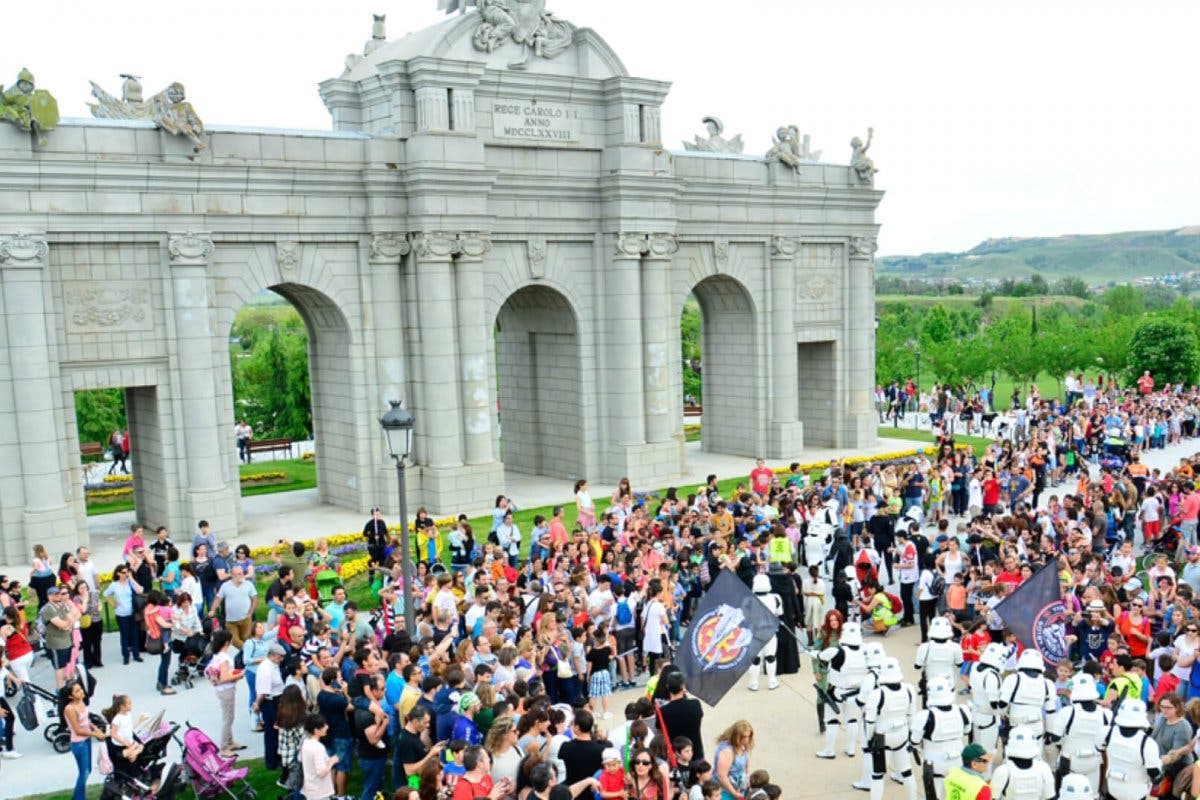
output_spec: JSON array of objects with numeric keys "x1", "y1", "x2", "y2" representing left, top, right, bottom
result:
[
  {"x1": 770, "y1": 444, "x2": 969, "y2": 475},
  {"x1": 103, "y1": 474, "x2": 133, "y2": 484},
  {"x1": 241, "y1": 471, "x2": 287, "y2": 482},
  {"x1": 683, "y1": 424, "x2": 701, "y2": 434},
  {"x1": 301, "y1": 452, "x2": 315, "y2": 461},
  {"x1": 88, "y1": 487, "x2": 134, "y2": 499},
  {"x1": 90, "y1": 471, "x2": 290, "y2": 500}
]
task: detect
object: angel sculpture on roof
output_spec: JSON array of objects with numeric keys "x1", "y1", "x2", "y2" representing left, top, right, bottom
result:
[{"x1": 90, "y1": 77, "x2": 206, "y2": 155}]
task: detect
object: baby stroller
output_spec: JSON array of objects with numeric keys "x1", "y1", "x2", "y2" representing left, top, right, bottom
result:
[
  {"x1": 101, "y1": 721, "x2": 185, "y2": 800},
  {"x1": 17, "y1": 679, "x2": 105, "y2": 753},
  {"x1": 177, "y1": 723, "x2": 258, "y2": 800},
  {"x1": 314, "y1": 566, "x2": 342, "y2": 606},
  {"x1": 171, "y1": 622, "x2": 211, "y2": 690},
  {"x1": 1151, "y1": 518, "x2": 1184, "y2": 557}
]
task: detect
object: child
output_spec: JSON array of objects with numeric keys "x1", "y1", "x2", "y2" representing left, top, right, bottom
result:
[
  {"x1": 1001, "y1": 629, "x2": 1020, "y2": 673},
  {"x1": 670, "y1": 736, "x2": 694, "y2": 797},
  {"x1": 1054, "y1": 659, "x2": 1075, "y2": 710},
  {"x1": 1153, "y1": 655, "x2": 1180, "y2": 702},
  {"x1": 693, "y1": 779, "x2": 720, "y2": 800},
  {"x1": 1132, "y1": 658, "x2": 1152, "y2": 702},
  {"x1": 587, "y1": 631, "x2": 614, "y2": 720},
  {"x1": 946, "y1": 572, "x2": 969, "y2": 624},
  {"x1": 596, "y1": 747, "x2": 626, "y2": 800},
  {"x1": 958, "y1": 618, "x2": 987, "y2": 694},
  {"x1": 746, "y1": 770, "x2": 771, "y2": 800}
]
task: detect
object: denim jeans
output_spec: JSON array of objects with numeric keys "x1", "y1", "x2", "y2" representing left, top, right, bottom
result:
[
  {"x1": 157, "y1": 633, "x2": 173, "y2": 688},
  {"x1": 116, "y1": 614, "x2": 140, "y2": 661},
  {"x1": 70, "y1": 738, "x2": 92, "y2": 800},
  {"x1": 359, "y1": 755, "x2": 387, "y2": 800}
]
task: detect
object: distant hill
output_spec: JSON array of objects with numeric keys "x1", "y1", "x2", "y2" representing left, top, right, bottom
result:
[{"x1": 879, "y1": 227, "x2": 1200, "y2": 284}]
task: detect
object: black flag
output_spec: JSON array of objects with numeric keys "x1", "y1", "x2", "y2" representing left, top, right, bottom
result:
[
  {"x1": 676, "y1": 571, "x2": 781, "y2": 706},
  {"x1": 994, "y1": 561, "x2": 1068, "y2": 666}
]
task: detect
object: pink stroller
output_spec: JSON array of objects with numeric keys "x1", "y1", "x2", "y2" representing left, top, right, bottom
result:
[{"x1": 177, "y1": 724, "x2": 258, "y2": 800}]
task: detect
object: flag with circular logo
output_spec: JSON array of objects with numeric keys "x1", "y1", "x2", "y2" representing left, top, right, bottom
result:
[
  {"x1": 994, "y1": 561, "x2": 1068, "y2": 666},
  {"x1": 677, "y1": 572, "x2": 781, "y2": 706}
]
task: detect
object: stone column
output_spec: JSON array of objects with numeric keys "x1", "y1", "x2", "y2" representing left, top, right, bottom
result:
[
  {"x1": 608, "y1": 234, "x2": 648, "y2": 446},
  {"x1": 167, "y1": 232, "x2": 227, "y2": 494},
  {"x1": 0, "y1": 233, "x2": 74, "y2": 553},
  {"x1": 367, "y1": 233, "x2": 411, "y2": 404},
  {"x1": 454, "y1": 233, "x2": 493, "y2": 465},
  {"x1": 411, "y1": 233, "x2": 464, "y2": 469},
  {"x1": 845, "y1": 236, "x2": 879, "y2": 446},
  {"x1": 767, "y1": 236, "x2": 805, "y2": 457},
  {"x1": 641, "y1": 233, "x2": 677, "y2": 444}
]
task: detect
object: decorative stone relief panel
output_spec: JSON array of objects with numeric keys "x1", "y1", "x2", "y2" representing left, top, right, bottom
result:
[
  {"x1": 796, "y1": 242, "x2": 843, "y2": 324},
  {"x1": 62, "y1": 281, "x2": 153, "y2": 333},
  {"x1": 276, "y1": 240, "x2": 300, "y2": 277}
]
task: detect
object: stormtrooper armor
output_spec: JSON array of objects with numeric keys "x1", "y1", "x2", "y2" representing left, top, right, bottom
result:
[
  {"x1": 748, "y1": 574, "x2": 783, "y2": 691},
  {"x1": 968, "y1": 642, "x2": 1006, "y2": 753},
  {"x1": 1046, "y1": 674, "x2": 1111, "y2": 794},
  {"x1": 805, "y1": 502, "x2": 837, "y2": 577},
  {"x1": 914, "y1": 617, "x2": 963, "y2": 703},
  {"x1": 1057, "y1": 774, "x2": 1094, "y2": 800},
  {"x1": 990, "y1": 725, "x2": 1056, "y2": 800},
  {"x1": 852, "y1": 641, "x2": 888, "y2": 792},
  {"x1": 817, "y1": 621, "x2": 868, "y2": 759},
  {"x1": 1104, "y1": 698, "x2": 1163, "y2": 800},
  {"x1": 911, "y1": 675, "x2": 972, "y2": 800},
  {"x1": 863, "y1": 657, "x2": 918, "y2": 800},
  {"x1": 999, "y1": 650, "x2": 1057, "y2": 739}
]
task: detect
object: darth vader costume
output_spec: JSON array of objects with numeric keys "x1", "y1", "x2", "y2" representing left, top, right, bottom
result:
[{"x1": 769, "y1": 569, "x2": 801, "y2": 674}]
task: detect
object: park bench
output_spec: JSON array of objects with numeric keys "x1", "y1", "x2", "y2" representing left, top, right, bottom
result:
[
  {"x1": 80, "y1": 442, "x2": 104, "y2": 458},
  {"x1": 683, "y1": 405, "x2": 703, "y2": 418},
  {"x1": 247, "y1": 437, "x2": 293, "y2": 459}
]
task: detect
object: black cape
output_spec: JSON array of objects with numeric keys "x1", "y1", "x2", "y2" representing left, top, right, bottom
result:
[{"x1": 769, "y1": 571, "x2": 802, "y2": 675}]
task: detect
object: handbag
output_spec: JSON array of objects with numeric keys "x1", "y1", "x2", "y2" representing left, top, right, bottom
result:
[
  {"x1": 16, "y1": 688, "x2": 39, "y2": 731},
  {"x1": 145, "y1": 633, "x2": 164, "y2": 655},
  {"x1": 79, "y1": 613, "x2": 92, "y2": 630},
  {"x1": 555, "y1": 648, "x2": 573, "y2": 679},
  {"x1": 283, "y1": 760, "x2": 303, "y2": 791},
  {"x1": 97, "y1": 741, "x2": 114, "y2": 776}
]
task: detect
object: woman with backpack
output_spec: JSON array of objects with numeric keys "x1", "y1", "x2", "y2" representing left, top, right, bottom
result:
[{"x1": 917, "y1": 554, "x2": 944, "y2": 642}]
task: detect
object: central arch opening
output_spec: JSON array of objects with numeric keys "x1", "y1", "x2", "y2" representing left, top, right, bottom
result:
[
  {"x1": 493, "y1": 285, "x2": 583, "y2": 479},
  {"x1": 686, "y1": 275, "x2": 758, "y2": 457}
]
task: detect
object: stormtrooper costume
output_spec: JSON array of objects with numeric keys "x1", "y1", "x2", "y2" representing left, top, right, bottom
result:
[
  {"x1": 999, "y1": 650, "x2": 1057, "y2": 741},
  {"x1": 990, "y1": 724, "x2": 1056, "y2": 800},
  {"x1": 911, "y1": 675, "x2": 972, "y2": 800},
  {"x1": 862, "y1": 657, "x2": 918, "y2": 800},
  {"x1": 852, "y1": 641, "x2": 888, "y2": 792},
  {"x1": 805, "y1": 500, "x2": 838, "y2": 578},
  {"x1": 968, "y1": 642, "x2": 1006, "y2": 753},
  {"x1": 748, "y1": 573, "x2": 783, "y2": 691},
  {"x1": 1103, "y1": 698, "x2": 1163, "y2": 800},
  {"x1": 1057, "y1": 774, "x2": 1095, "y2": 800},
  {"x1": 1046, "y1": 674, "x2": 1111, "y2": 795},
  {"x1": 913, "y1": 617, "x2": 963, "y2": 705},
  {"x1": 817, "y1": 621, "x2": 868, "y2": 759}
]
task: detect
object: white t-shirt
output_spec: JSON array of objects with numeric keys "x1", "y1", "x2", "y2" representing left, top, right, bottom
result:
[
  {"x1": 898, "y1": 542, "x2": 919, "y2": 584},
  {"x1": 587, "y1": 588, "x2": 615, "y2": 625},
  {"x1": 642, "y1": 599, "x2": 667, "y2": 654},
  {"x1": 301, "y1": 736, "x2": 335, "y2": 800},
  {"x1": 1173, "y1": 636, "x2": 1198, "y2": 681},
  {"x1": 968, "y1": 479, "x2": 983, "y2": 509},
  {"x1": 112, "y1": 711, "x2": 135, "y2": 747},
  {"x1": 1142, "y1": 496, "x2": 1162, "y2": 523}
]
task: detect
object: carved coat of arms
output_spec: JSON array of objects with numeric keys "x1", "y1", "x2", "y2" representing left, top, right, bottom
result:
[{"x1": 472, "y1": 0, "x2": 575, "y2": 69}]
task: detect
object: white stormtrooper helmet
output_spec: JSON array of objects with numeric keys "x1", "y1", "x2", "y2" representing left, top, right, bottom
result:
[
  {"x1": 928, "y1": 616, "x2": 953, "y2": 642},
  {"x1": 1005, "y1": 725, "x2": 1041, "y2": 759},
  {"x1": 824, "y1": 498, "x2": 840, "y2": 514},
  {"x1": 1017, "y1": 649, "x2": 1045, "y2": 673},
  {"x1": 904, "y1": 505, "x2": 922, "y2": 522},
  {"x1": 841, "y1": 621, "x2": 863, "y2": 647},
  {"x1": 1068, "y1": 673, "x2": 1099, "y2": 703},
  {"x1": 878, "y1": 657, "x2": 903, "y2": 686},
  {"x1": 978, "y1": 642, "x2": 1007, "y2": 670},
  {"x1": 752, "y1": 573, "x2": 771, "y2": 595},
  {"x1": 1114, "y1": 698, "x2": 1150, "y2": 729},
  {"x1": 863, "y1": 641, "x2": 887, "y2": 669},
  {"x1": 1058, "y1": 774, "x2": 1093, "y2": 800},
  {"x1": 927, "y1": 675, "x2": 955, "y2": 707},
  {"x1": 844, "y1": 565, "x2": 857, "y2": 580}
]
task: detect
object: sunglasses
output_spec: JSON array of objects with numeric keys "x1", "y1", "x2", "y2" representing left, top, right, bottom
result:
[{"x1": 632, "y1": 759, "x2": 652, "y2": 766}]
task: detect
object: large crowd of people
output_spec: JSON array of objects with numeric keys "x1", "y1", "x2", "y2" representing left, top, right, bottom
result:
[{"x1": 6, "y1": 372, "x2": 1200, "y2": 799}]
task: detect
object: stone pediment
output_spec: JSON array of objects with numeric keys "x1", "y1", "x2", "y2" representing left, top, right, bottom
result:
[{"x1": 339, "y1": 13, "x2": 627, "y2": 82}]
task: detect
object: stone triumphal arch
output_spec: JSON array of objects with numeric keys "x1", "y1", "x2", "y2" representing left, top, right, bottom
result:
[{"x1": 0, "y1": 4, "x2": 881, "y2": 559}]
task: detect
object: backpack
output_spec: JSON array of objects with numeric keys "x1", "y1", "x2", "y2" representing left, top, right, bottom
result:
[
  {"x1": 487, "y1": 530, "x2": 500, "y2": 546},
  {"x1": 929, "y1": 572, "x2": 946, "y2": 598},
  {"x1": 616, "y1": 599, "x2": 633, "y2": 626},
  {"x1": 885, "y1": 592, "x2": 904, "y2": 616}
]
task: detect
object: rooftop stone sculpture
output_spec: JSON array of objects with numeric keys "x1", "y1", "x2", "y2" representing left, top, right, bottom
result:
[
  {"x1": 468, "y1": 0, "x2": 575, "y2": 69},
  {"x1": 851, "y1": 127, "x2": 877, "y2": 185},
  {"x1": 0, "y1": 68, "x2": 59, "y2": 145},
  {"x1": 764, "y1": 125, "x2": 821, "y2": 170},
  {"x1": 89, "y1": 77, "x2": 206, "y2": 155},
  {"x1": 682, "y1": 116, "x2": 744, "y2": 153}
]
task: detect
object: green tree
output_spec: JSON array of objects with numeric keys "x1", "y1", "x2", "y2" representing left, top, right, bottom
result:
[
  {"x1": 680, "y1": 298, "x2": 702, "y2": 402},
  {"x1": 74, "y1": 388, "x2": 126, "y2": 446},
  {"x1": 1102, "y1": 285, "x2": 1145, "y2": 317},
  {"x1": 1053, "y1": 276, "x2": 1091, "y2": 299},
  {"x1": 1126, "y1": 316, "x2": 1200, "y2": 386},
  {"x1": 231, "y1": 306, "x2": 313, "y2": 439}
]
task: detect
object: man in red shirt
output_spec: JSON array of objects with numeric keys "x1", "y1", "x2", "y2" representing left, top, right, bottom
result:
[
  {"x1": 1137, "y1": 370, "x2": 1154, "y2": 395},
  {"x1": 993, "y1": 556, "x2": 1023, "y2": 589},
  {"x1": 750, "y1": 458, "x2": 773, "y2": 496},
  {"x1": 981, "y1": 471, "x2": 1002, "y2": 516}
]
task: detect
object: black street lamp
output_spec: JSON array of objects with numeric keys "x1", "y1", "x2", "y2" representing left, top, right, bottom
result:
[{"x1": 379, "y1": 399, "x2": 416, "y2": 635}]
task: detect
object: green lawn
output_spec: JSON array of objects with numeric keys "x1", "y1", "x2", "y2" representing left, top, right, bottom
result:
[
  {"x1": 878, "y1": 426, "x2": 994, "y2": 457},
  {"x1": 86, "y1": 458, "x2": 318, "y2": 516}
]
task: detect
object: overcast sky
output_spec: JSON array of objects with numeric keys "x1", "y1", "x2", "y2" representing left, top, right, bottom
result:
[{"x1": 7, "y1": 1, "x2": 1198, "y2": 255}]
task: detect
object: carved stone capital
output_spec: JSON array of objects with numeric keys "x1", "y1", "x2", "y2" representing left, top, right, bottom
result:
[
  {"x1": 850, "y1": 236, "x2": 878, "y2": 258},
  {"x1": 0, "y1": 232, "x2": 49, "y2": 266},
  {"x1": 167, "y1": 232, "x2": 214, "y2": 266},
  {"x1": 614, "y1": 233, "x2": 648, "y2": 257},
  {"x1": 368, "y1": 233, "x2": 411, "y2": 263},
  {"x1": 456, "y1": 233, "x2": 492, "y2": 259},
  {"x1": 276, "y1": 241, "x2": 300, "y2": 276},
  {"x1": 410, "y1": 232, "x2": 458, "y2": 259},
  {"x1": 646, "y1": 233, "x2": 679, "y2": 258},
  {"x1": 771, "y1": 235, "x2": 800, "y2": 257}
]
